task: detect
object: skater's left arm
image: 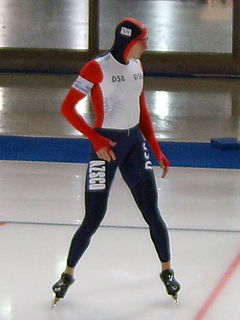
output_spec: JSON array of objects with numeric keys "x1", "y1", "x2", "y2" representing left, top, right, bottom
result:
[{"x1": 139, "y1": 90, "x2": 169, "y2": 178}]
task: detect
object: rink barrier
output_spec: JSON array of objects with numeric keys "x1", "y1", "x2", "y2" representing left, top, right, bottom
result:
[
  {"x1": 0, "y1": 135, "x2": 239, "y2": 169},
  {"x1": 210, "y1": 137, "x2": 240, "y2": 150}
]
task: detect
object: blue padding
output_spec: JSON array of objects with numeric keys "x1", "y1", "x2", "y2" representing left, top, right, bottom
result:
[
  {"x1": 0, "y1": 136, "x2": 90, "y2": 163},
  {"x1": 158, "y1": 142, "x2": 240, "y2": 169},
  {"x1": 210, "y1": 137, "x2": 240, "y2": 150},
  {"x1": 0, "y1": 135, "x2": 240, "y2": 169}
]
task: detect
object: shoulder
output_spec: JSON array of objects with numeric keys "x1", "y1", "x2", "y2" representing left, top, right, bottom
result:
[
  {"x1": 130, "y1": 58, "x2": 141, "y2": 65},
  {"x1": 94, "y1": 51, "x2": 111, "y2": 64},
  {"x1": 80, "y1": 52, "x2": 112, "y2": 83},
  {"x1": 80, "y1": 58, "x2": 104, "y2": 84},
  {"x1": 130, "y1": 58, "x2": 143, "y2": 70}
]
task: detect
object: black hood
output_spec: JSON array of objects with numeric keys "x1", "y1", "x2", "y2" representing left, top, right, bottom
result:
[{"x1": 110, "y1": 17, "x2": 147, "y2": 64}]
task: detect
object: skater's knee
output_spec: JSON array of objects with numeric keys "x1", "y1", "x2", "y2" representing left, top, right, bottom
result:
[{"x1": 74, "y1": 222, "x2": 100, "y2": 239}]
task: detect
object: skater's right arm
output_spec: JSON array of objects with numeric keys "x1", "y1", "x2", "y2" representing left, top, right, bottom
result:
[{"x1": 61, "y1": 60, "x2": 114, "y2": 154}]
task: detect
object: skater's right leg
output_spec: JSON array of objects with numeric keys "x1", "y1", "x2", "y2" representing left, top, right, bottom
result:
[
  {"x1": 66, "y1": 155, "x2": 118, "y2": 269},
  {"x1": 52, "y1": 191, "x2": 110, "y2": 304},
  {"x1": 52, "y1": 156, "x2": 117, "y2": 303},
  {"x1": 66, "y1": 190, "x2": 111, "y2": 268}
]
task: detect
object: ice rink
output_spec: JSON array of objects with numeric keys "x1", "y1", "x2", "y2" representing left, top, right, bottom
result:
[
  {"x1": 0, "y1": 161, "x2": 239, "y2": 320},
  {"x1": 0, "y1": 0, "x2": 239, "y2": 319}
]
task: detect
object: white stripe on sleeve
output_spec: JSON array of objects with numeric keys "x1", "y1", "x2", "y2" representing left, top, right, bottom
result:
[{"x1": 72, "y1": 76, "x2": 94, "y2": 95}]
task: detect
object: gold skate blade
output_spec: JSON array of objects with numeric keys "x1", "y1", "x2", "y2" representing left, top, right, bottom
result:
[
  {"x1": 51, "y1": 295, "x2": 60, "y2": 308},
  {"x1": 172, "y1": 294, "x2": 178, "y2": 303}
]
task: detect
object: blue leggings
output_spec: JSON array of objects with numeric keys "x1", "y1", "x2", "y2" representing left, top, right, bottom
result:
[{"x1": 67, "y1": 126, "x2": 170, "y2": 267}]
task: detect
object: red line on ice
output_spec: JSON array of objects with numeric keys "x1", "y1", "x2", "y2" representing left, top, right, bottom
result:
[{"x1": 193, "y1": 252, "x2": 240, "y2": 320}]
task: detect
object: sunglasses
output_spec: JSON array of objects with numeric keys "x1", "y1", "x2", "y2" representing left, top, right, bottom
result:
[{"x1": 137, "y1": 37, "x2": 148, "y2": 42}]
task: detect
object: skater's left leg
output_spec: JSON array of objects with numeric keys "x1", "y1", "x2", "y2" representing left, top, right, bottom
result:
[
  {"x1": 128, "y1": 177, "x2": 171, "y2": 269},
  {"x1": 119, "y1": 139, "x2": 171, "y2": 269},
  {"x1": 128, "y1": 177, "x2": 181, "y2": 300},
  {"x1": 119, "y1": 136, "x2": 181, "y2": 300}
]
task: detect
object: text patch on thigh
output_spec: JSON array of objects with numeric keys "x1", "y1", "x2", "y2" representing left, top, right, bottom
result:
[{"x1": 88, "y1": 160, "x2": 106, "y2": 191}]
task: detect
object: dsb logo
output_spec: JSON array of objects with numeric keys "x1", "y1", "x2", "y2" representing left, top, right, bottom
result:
[
  {"x1": 112, "y1": 75, "x2": 125, "y2": 82},
  {"x1": 134, "y1": 73, "x2": 143, "y2": 80}
]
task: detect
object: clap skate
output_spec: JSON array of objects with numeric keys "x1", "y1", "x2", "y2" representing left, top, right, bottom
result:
[
  {"x1": 160, "y1": 269, "x2": 181, "y2": 303},
  {"x1": 52, "y1": 272, "x2": 75, "y2": 307}
]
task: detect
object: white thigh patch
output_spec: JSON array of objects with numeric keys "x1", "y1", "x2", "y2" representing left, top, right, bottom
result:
[{"x1": 88, "y1": 160, "x2": 106, "y2": 190}]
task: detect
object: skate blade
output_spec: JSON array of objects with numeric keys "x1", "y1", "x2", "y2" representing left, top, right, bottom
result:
[
  {"x1": 172, "y1": 294, "x2": 178, "y2": 303},
  {"x1": 51, "y1": 296, "x2": 60, "y2": 308}
]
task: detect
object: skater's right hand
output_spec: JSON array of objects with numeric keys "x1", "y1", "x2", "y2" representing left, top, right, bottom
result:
[{"x1": 96, "y1": 140, "x2": 117, "y2": 162}]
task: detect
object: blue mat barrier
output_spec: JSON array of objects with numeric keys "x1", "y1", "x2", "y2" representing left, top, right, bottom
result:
[
  {"x1": 0, "y1": 135, "x2": 239, "y2": 169},
  {"x1": 210, "y1": 137, "x2": 240, "y2": 150}
]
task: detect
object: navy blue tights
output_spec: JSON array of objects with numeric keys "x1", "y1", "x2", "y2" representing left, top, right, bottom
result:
[{"x1": 67, "y1": 178, "x2": 170, "y2": 267}]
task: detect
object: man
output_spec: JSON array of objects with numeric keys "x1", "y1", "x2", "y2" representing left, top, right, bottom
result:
[{"x1": 52, "y1": 17, "x2": 180, "y2": 306}]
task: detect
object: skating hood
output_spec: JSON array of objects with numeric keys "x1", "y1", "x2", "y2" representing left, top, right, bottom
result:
[{"x1": 110, "y1": 17, "x2": 147, "y2": 64}]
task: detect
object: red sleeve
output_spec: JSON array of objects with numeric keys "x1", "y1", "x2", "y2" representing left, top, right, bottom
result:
[
  {"x1": 80, "y1": 60, "x2": 102, "y2": 83},
  {"x1": 61, "y1": 61, "x2": 111, "y2": 152},
  {"x1": 139, "y1": 91, "x2": 170, "y2": 166}
]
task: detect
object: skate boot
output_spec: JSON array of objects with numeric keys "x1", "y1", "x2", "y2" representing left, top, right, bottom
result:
[
  {"x1": 52, "y1": 272, "x2": 75, "y2": 307},
  {"x1": 160, "y1": 269, "x2": 181, "y2": 303}
]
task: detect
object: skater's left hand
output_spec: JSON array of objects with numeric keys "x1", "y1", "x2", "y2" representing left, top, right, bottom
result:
[{"x1": 159, "y1": 159, "x2": 169, "y2": 178}]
